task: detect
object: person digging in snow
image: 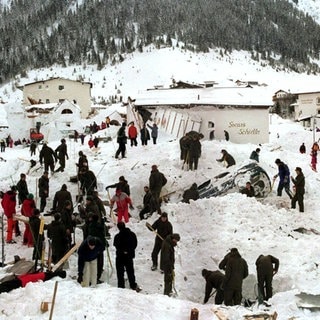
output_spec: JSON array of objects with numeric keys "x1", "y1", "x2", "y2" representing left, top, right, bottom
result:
[
  {"x1": 255, "y1": 254, "x2": 279, "y2": 303},
  {"x1": 160, "y1": 233, "x2": 180, "y2": 296},
  {"x1": 274, "y1": 158, "x2": 292, "y2": 199},
  {"x1": 148, "y1": 212, "x2": 173, "y2": 271},
  {"x1": 202, "y1": 269, "x2": 225, "y2": 304},
  {"x1": 216, "y1": 149, "x2": 236, "y2": 168}
]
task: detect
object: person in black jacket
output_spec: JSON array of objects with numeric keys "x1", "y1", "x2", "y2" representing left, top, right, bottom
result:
[
  {"x1": 160, "y1": 233, "x2": 180, "y2": 296},
  {"x1": 139, "y1": 186, "x2": 156, "y2": 220},
  {"x1": 87, "y1": 213, "x2": 108, "y2": 283},
  {"x1": 77, "y1": 236, "x2": 104, "y2": 287},
  {"x1": 240, "y1": 182, "x2": 255, "y2": 197},
  {"x1": 16, "y1": 173, "x2": 29, "y2": 205},
  {"x1": 16, "y1": 173, "x2": 29, "y2": 236},
  {"x1": 55, "y1": 138, "x2": 69, "y2": 172},
  {"x1": 148, "y1": 212, "x2": 173, "y2": 271},
  {"x1": 106, "y1": 176, "x2": 130, "y2": 196},
  {"x1": 140, "y1": 123, "x2": 150, "y2": 146},
  {"x1": 291, "y1": 167, "x2": 305, "y2": 212},
  {"x1": 29, "y1": 209, "x2": 44, "y2": 261},
  {"x1": 39, "y1": 143, "x2": 57, "y2": 174},
  {"x1": 115, "y1": 122, "x2": 127, "y2": 159},
  {"x1": 79, "y1": 167, "x2": 97, "y2": 196},
  {"x1": 182, "y1": 183, "x2": 199, "y2": 203},
  {"x1": 113, "y1": 222, "x2": 140, "y2": 291},
  {"x1": 218, "y1": 248, "x2": 248, "y2": 306},
  {"x1": 52, "y1": 184, "x2": 73, "y2": 214},
  {"x1": 216, "y1": 149, "x2": 236, "y2": 168},
  {"x1": 255, "y1": 254, "x2": 279, "y2": 302},
  {"x1": 47, "y1": 213, "x2": 68, "y2": 264},
  {"x1": 202, "y1": 269, "x2": 225, "y2": 304},
  {"x1": 149, "y1": 165, "x2": 167, "y2": 214},
  {"x1": 60, "y1": 200, "x2": 74, "y2": 249},
  {"x1": 38, "y1": 171, "x2": 49, "y2": 213},
  {"x1": 188, "y1": 135, "x2": 202, "y2": 171}
]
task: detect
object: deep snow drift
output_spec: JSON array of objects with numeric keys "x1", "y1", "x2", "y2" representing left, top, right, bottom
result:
[{"x1": 0, "y1": 111, "x2": 318, "y2": 319}]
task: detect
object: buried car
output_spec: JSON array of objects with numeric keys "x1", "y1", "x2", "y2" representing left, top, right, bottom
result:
[{"x1": 197, "y1": 162, "x2": 271, "y2": 199}]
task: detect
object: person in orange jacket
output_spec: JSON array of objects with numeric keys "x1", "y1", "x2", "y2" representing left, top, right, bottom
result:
[
  {"x1": 21, "y1": 193, "x2": 36, "y2": 246},
  {"x1": 110, "y1": 188, "x2": 134, "y2": 223},
  {"x1": 128, "y1": 122, "x2": 138, "y2": 147},
  {"x1": 1, "y1": 186, "x2": 17, "y2": 243}
]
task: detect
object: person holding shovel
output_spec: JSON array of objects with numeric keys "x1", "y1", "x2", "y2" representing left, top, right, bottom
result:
[{"x1": 147, "y1": 212, "x2": 173, "y2": 271}]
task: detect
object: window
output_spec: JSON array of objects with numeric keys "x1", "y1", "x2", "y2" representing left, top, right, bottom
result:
[
  {"x1": 317, "y1": 97, "x2": 320, "y2": 105},
  {"x1": 61, "y1": 109, "x2": 73, "y2": 114},
  {"x1": 208, "y1": 121, "x2": 215, "y2": 128},
  {"x1": 58, "y1": 85, "x2": 64, "y2": 90},
  {"x1": 45, "y1": 99, "x2": 50, "y2": 103},
  {"x1": 38, "y1": 85, "x2": 42, "y2": 89}
]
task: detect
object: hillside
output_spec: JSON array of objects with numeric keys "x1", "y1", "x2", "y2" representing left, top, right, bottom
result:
[{"x1": 1, "y1": 0, "x2": 320, "y2": 83}]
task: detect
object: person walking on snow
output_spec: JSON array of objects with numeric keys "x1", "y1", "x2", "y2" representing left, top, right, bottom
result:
[
  {"x1": 115, "y1": 122, "x2": 127, "y2": 159},
  {"x1": 148, "y1": 212, "x2": 173, "y2": 271},
  {"x1": 39, "y1": 143, "x2": 57, "y2": 174},
  {"x1": 291, "y1": 167, "x2": 305, "y2": 212},
  {"x1": 274, "y1": 159, "x2": 292, "y2": 199},
  {"x1": 55, "y1": 138, "x2": 69, "y2": 172}
]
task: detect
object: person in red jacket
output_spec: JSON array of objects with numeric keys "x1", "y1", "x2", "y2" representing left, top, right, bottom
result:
[
  {"x1": 0, "y1": 270, "x2": 66, "y2": 293},
  {"x1": 110, "y1": 188, "x2": 134, "y2": 223},
  {"x1": 1, "y1": 186, "x2": 17, "y2": 243},
  {"x1": 21, "y1": 193, "x2": 36, "y2": 246},
  {"x1": 128, "y1": 122, "x2": 138, "y2": 147},
  {"x1": 88, "y1": 137, "x2": 94, "y2": 149}
]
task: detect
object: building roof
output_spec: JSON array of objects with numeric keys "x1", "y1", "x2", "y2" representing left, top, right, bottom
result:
[
  {"x1": 133, "y1": 86, "x2": 272, "y2": 108},
  {"x1": 18, "y1": 77, "x2": 92, "y2": 89}
]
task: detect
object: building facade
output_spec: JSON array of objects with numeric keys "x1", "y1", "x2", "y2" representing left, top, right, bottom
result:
[
  {"x1": 128, "y1": 86, "x2": 272, "y2": 144},
  {"x1": 21, "y1": 77, "x2": 92, "y2": 118}
]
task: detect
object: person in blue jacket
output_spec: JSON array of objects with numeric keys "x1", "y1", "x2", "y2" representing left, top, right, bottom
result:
[{"x1": 77, "y1": 236, "x2": 104, "y2": 287}]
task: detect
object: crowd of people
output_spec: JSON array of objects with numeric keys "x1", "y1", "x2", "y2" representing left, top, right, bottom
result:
[{"x1": 0, "y1": 120, "x2": 312, "y2": 308}]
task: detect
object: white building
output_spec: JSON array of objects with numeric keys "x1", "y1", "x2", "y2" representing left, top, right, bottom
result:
[{"x1": 128, "y1": 86, "x2": 272, "y2": 144}]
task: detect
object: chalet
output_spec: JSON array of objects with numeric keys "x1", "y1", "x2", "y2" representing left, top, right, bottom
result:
[
  {"x1": 272, "y1": 90, "x2": 297, "y2": 119},
  {"x1": 19, "y1": 77, "x2": 92, "y2": 118},
  {"x1": 293, "y1": 91, "x2": 320, "y2": 128},
  {"x1": 127, "y1": 85, "x2": 272, "y2": 144}
]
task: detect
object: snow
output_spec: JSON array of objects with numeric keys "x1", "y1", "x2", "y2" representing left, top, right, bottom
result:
[
  {"x1": 0, "y1": 109, "x2": 318, "y2": 319},
  {"x1": 1, "y1": 43, "x2": 320, "y2": 319}
]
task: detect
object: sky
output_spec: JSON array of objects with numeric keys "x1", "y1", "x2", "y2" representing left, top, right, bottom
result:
[{"x1": 1, "y1": 14, "x2": 320, "y2": 320}]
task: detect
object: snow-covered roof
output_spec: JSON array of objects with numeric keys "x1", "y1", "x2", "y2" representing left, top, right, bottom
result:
[
  {"x1": 133, "y1": 86, "x2": 272, "y2": 107},
  {"x1": 25, "y1": 103, "x2": 56, "y2": 111}
]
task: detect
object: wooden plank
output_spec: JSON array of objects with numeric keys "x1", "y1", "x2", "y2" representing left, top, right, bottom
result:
[{"x1": 51, "y1": 243, "x2": 80, "y2": 272}]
